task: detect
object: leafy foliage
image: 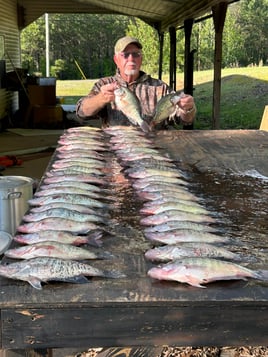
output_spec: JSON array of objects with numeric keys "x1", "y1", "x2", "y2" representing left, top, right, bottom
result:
[{"x1": 20, "y1": 1, "x2": 268, "y2": 79}]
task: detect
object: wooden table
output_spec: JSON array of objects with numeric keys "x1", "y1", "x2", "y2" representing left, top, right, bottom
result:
[{"x1": 0, "y1": 129, "x2": 268, "y2": 352}]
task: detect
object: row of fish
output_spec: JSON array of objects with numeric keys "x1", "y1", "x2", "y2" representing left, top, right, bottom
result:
[
  {"x1": 104, "y1": 125, "x2": 268, "y2": 288},
  {"x1": 0, "y1": 124, "x2": 267, "y2": 290},
  {"x1": 0, "y1": 126, "x2": 126, "y2": 289}
]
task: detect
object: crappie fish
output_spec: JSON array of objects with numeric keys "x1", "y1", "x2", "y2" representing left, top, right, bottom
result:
[
  {"x1": 126, "y1": 167, "x2": 186, "y2": 180},
  {"x1": 5, "y1": 241, "x2": 113, "y2": 260},
  {"x1": 43, "y1": 174, "x2": 107, "y2": 186},
  {"x1": 23, "y1": 208, "x2": 108, "y2": 224},
  {"x1": 114, "y1": 86, "x2": 150, "y2": 132},
  {"x1": 29, "y1": 202, "x2": 109, "y2": 216},
  {"x1": 145, "y1": 242, "x2": 242, "y2": 262},
  {"x1": 39, "y1": 181, "x2": 107, "y2": 193},
  {"x1": 140, "y1": 210, "x2": 215, "y2": 225},
  {"x1": 143, "y1": 220, "x2": 219, "y2": 233},
  {"x1": 56, "y1": 150, "x2": 105, "y2": 161},
  {"x1": 151, "y1": 91, "x2": 184, "y2": 127},
  {"x1": 17, "y1": 218, "x2": 100, "y2": 234},
  {"x1": 49, "y1": 166, "x2": 105, "y2": 176},
  {"x1": 141, "y1": 200, "x2": 209, "y2": 216},
  {"x1": 14, "y1": 230, "x2": 103, "y2": 246},
  {"x1": 137, "y1": 190, "x2": 200, "y2": 203},
  {"x1": 147, "y1": 257, "x2": 268, "y2": 288},
  {"x1": 0, "y1": 257, "x2": 125, "y2": 290},
  {"x1": 34, "y1": 186, "x2": 113, "y2": 201},
  {"x1": 28, "y1": 194, "x2": 110, "y2": 209},
  {"x1": 132, "y1": 176, "x2": 189, "y2": 189},
  {"x1": 144, "y1": 229, "x2": 229, "y2": 244}
]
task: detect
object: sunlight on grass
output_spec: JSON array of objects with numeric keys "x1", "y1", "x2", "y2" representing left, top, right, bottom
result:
[{"x1": 56, "y1": 67, "x2": 268, "y2": 129}]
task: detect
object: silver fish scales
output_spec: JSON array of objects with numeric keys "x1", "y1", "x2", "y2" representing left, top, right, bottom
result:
[
  {"x1": 0, "y1": 257, "x2": 125, "y2": 290},
  {"x1": 147, "y1": 257, "x2": 268, "y2": 288}
]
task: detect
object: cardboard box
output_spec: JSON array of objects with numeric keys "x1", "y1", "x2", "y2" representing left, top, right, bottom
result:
[
  {"x1": 28, "y1": 85, "x2": 56, "y2": 105},
  {"x1": 32, "y1": 105, "x2": 63, "y2": 128}
]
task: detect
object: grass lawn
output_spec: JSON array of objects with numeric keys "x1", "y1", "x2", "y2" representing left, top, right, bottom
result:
[{"x1": 56, "y1": 67, "x2": 268, "y2": 129}]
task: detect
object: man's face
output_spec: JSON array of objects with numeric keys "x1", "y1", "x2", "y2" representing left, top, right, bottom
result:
[{"x1": 114, "y1": 43, "x2": 142, "y2": 78}]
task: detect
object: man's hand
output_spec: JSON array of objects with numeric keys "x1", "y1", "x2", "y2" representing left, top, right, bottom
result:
[
  {"x1": 100, "y1": 82, "x2": 118, "y2": 104},
  {"x1": 177, "y1": 94, "x2": 196, "y2": 124}
]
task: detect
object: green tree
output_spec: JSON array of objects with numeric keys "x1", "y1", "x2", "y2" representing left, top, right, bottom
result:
[{"x1": 238, "y1": 0, "x2": 268, "y2": 65}]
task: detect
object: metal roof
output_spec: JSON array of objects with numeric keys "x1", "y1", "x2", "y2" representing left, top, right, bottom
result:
[{"x1": 17, "y1": 0, "x2": 237, "y2": 32}]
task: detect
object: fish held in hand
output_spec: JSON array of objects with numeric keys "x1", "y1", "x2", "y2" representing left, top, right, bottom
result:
[
  {"x1": 0, "y1": 257, "x2": 126, "y2": 290},
  {"x1": 114, "y1": 86, "x2": 150, "y2": 132},
  {"x1": 147, "y1": 257, "x2": 268, "y2": 288},
  {"x1": 150, "y1": 91, "x2": 184, "y2": 127}
]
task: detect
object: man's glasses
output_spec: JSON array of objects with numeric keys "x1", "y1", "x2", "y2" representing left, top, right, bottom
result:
[{"x1": 119, "y1": 51, "x2": 142, "y2": 59}]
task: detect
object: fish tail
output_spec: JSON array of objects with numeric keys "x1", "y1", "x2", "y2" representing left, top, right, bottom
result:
[
  {"x1": 140, "y1": 120, "x2": 151, "y2": 133},
  {"x1": 255, "y1": 270, "x2": 268, "y2": 281},
  {"x1": 97, "y1": 251, "x2": 114, "y2": 260},
  {"x1": 85, "y1": 230, "x2": 104, "y2": 247},
  {"x1": 102, "y1": 269, "x2": 126, "y2": 279}
]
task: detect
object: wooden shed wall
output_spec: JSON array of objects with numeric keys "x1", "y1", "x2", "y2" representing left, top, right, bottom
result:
[{"x1": 0, "y1": 0, "x2": 20, "y2": 122}]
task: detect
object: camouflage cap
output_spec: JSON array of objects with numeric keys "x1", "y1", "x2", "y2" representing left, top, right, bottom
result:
[{"x1": 114, "y1": 36, "x2": 142, "y2": 54}]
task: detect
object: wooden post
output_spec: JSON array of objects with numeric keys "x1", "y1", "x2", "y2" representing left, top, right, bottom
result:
[
  {"x1": 260, "y1": 105, "x2": 268, "y2": 131},
  {"x1": 212, "y1": 2, "x2": 228, "y2": 129},
  {"x1": 158, "y1": 31, "x2": 164, "y2": 80},
  {"x1": 184, "y1": 18, "x2": 194, "y2": 95},
  {"x1": 169, "y1": 26, "x2": 176, "y2": 91}
]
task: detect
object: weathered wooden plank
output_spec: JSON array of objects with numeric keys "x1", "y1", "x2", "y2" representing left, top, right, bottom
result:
[
  {"x1": 2, "y1": 304, "x2": 268, "y2": 349},
  {"x1": 154, "y1": 130, "x2": 268, "y2": 175}
]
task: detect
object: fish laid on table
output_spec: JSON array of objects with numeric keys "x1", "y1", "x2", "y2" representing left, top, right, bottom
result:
[
  {"x1": 5, "y1": 241, "x2": 113, "y2": 261},
  {"x1": 14, "y1": 230, "x2": 103, "y2": 246},
  {"x1": 144, "y1": 229, "x2": 229, "y2": 244},
  {"x1": 39, "y1": 181, "x2": 108, "y2": 194},
  {"x1": 147, "y1": 257, "x2": 268, "y2": 288},
  {"x1": 48, "y1": 166, "x2": 105, "y2": 176},
  {"x1": 143, "y1": 220, "x2": 219, "y2": 234},
  {"x1": 136, "y1": 190, "x2": 200, "y2": 203},
  {"x1": 150, "y1": 91, "x2": 184, "y2": 127},
  {"x1": 56, "y1": 150, "x2": 105, "y2": 161},
  {"x1": 34, "y1": 186, "x2": 113, "y2": 201},
  {"x1": 140, "y1": 200, "x2": 209, "y2": 216},
  {"x1": 126, "y1": 167, "x2": 186, "y2": 180},
  {"x1": 29, "y1": 202, "x2": 109, "y2": 216},
  {"x1": 114, "y1": 86, "x2": 150, "y2": 132},
  {"x1": 52, "y1": 160, "x2": 106, "y2": 170},
  {"x1": 140, "y1": 210, "x2": 215, "y2": 225},
  {"x1": 28, "y1": 194, "x2": 111, "y2": 209},
  {"x1": 145, "y1": 242, "x2": 242, "y2": 262},
  {"x1": 56, "y1": 142, "x2": 108, "y2": 152},
  {"x1": 0, "y1": 257, "x2": 126, "y2": 290},
  {"x1": 43, "y1": 174, "x2": 107, "y2": 186},
  {"x1": 17, "y1": 218, "x2": 101, "y2": 234},
  {"x1": 23, "y1": 208, "x2": 109, "y2": 224},
  {"x1": 132, "y1": 176, "x2": 189, "y2": 189}
]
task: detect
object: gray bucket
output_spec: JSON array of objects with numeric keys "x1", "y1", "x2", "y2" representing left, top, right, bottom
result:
[{"x1": 0, "y1": 176, "x2": 34, "y2": 235}]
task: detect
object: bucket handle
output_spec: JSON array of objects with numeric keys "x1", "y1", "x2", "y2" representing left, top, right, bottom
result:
[{"x1": 7, "y1": 192, "x2": 22, "y2": 199}]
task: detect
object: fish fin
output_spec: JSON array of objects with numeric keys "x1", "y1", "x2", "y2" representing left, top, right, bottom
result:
[
  {"x1": 140, "y1": 120, "x2": 151, "y2": 133},
  {"x1": 184, "y1": 275, "x2": 207, "y2": 288},
  {"x1": 28, "y1": 277, "x2": 43, "y2": 290},
  {"x1": 56, "y1": 276, "x2": 90, "y2": 284}
]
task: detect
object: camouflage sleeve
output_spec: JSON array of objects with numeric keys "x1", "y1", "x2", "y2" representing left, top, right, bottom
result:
[{"x1": 76, "y1": 77, "x2": 114, "y2": 120}]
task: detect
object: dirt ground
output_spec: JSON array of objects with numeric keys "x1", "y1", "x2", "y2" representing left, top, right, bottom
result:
[{"x1": 74, "y1": 346, "x2": 268, "y2": 357}]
